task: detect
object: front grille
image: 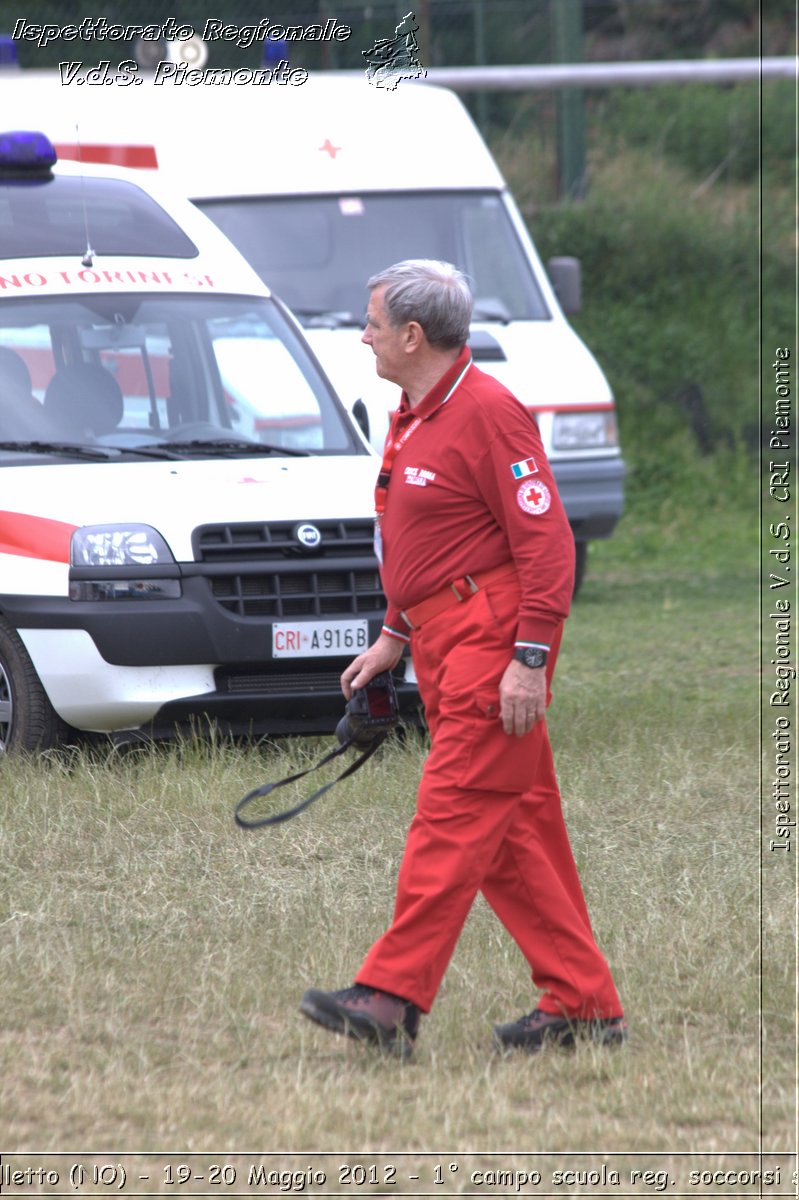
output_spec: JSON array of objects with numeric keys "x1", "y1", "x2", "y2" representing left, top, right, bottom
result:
[
  {"x1": 194, "y1": 520, "x2": 384, "y2": 619},
  {"x1": 195, "y1": 519, "x2": 375, "y2": 562},
  {"x1": 217, "y1": 669, "x2": 343, "y2": 695},
  {"x1": 209, "y1": 568, "x2": 383, "y2": 618}
]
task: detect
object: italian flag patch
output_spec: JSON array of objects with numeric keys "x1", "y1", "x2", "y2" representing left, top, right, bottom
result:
[{"x1": 511, "y1": 457, "x2": 538, "y2": 479}]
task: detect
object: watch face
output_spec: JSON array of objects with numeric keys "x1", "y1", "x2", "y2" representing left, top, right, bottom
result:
[{"x1": 520, "y1": 646, "x2": 546, "y2": 668}]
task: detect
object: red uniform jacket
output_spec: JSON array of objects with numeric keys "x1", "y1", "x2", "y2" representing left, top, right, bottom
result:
[{"x1": 378, "y1": 347, "x2": 575, "y2": 651}]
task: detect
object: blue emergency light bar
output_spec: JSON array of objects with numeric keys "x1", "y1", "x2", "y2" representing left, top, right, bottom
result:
[
  {"x1": 0, "y1": 130, "x2": 57, "y2": 172},
  {"x1": 0, "y1": 34, "x2": 18, "y2": 67}
]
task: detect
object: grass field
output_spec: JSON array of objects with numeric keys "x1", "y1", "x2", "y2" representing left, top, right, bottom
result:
[{"x1": 2, "y1": 493, "x2": 792, "y2": 1175}]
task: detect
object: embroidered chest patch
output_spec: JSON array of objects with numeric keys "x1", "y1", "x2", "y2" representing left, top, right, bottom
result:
[
  {"x1": 403, "y1": 466, "x2": 436, "y2": 487},
  {"x1": 517, "y1": 479, "x2": 551, "y2": 515}
]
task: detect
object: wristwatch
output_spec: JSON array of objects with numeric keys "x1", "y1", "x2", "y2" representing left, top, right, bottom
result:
[{"x1": 513, "y1": 645, "x2": 548, "y2": 669}]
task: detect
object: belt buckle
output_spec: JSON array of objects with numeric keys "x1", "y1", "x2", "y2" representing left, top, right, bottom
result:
[{"x1": 450, "y1": 575, "x2": 479, "y2": 602}]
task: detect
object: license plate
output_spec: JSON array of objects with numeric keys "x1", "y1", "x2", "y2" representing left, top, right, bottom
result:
[{"x1": 272, "y1": 619, "x2": 369, "y2": 658}]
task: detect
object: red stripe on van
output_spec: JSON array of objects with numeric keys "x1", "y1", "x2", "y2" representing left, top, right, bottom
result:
[
  {"x1": 0, "y1": 511, "x2": 79, "y2": 563},
  {"x1": 54, "y1": 143, "x2": 159, "y2": 169}
]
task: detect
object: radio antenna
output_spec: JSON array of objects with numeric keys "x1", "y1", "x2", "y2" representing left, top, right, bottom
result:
[{"x1": 75, "y1": 123, "x2": 96, "y2": 268}]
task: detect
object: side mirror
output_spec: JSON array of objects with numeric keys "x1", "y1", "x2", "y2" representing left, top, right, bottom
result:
[
  {"x1": 547, "y1": 256, "x2": 582, "y2": 315},
  {"x1": 352, "y1": 398, "x2": 370, "y2": 442}
]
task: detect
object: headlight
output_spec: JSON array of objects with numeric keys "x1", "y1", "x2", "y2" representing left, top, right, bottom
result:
[
  {"x1": 69, "y1": 525, "x2": 181, "y2": 600},
  {"x1": 71, "y1": 524, "x2": 175, "y2": 567},
  {"x1": 552, "y1": 409, "x2": 619, "y2": 451}
]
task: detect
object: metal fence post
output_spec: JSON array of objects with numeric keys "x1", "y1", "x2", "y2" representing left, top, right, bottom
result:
[{"x1": 552, "y1": 0, "x2": 587, "y2": 199}]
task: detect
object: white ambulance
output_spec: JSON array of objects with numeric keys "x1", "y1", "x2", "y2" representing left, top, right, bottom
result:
[
  {"x1": 0, "y1": 130, "x2": 417, "y2": 755},
  {"x1": 5, "y1": 70, "x2": 625, "y2": 591}
]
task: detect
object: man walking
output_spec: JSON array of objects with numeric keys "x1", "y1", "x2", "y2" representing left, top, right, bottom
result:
[{"x1": 300, "y1": 260, "x2": 626, "y2": 1058}]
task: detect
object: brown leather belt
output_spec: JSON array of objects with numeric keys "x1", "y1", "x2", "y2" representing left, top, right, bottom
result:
[{"x1": 400, "y1": 562, "x2": 516, "y2": 631}]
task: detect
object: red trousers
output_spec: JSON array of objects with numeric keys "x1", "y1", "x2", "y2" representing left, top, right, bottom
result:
[{"x1": 356, "y1": 579, "x2": 623, "y2": 1018}]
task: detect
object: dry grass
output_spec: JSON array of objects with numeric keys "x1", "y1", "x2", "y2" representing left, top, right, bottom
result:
[{"x1": 1, "y1": 531, "x2": 793, "y2": 1169}]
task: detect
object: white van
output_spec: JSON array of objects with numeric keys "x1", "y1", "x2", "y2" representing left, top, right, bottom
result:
[
  {"x1": 6, "y1": 71, "x2": 624, "y2": 590},
  {"x1": 0, "y1": 130, "x2": 417, "y2": 755}
]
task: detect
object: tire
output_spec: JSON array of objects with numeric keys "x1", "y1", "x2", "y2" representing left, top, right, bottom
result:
[
  {"x1": 573, "y1": 541, "x2": 588, "y2": 599},
  {"x1": 0, "y1": 616, "x2": 69, "y2": 755}
]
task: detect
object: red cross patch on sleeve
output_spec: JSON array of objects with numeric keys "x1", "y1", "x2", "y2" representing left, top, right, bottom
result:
[{"x1": 516, "y1": 480, "x2": 551, "y2": 515}]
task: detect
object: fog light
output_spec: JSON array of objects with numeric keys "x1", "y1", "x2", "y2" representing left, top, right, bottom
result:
[{"x1": 69, "y1": 579, "x2": 182, "y2": 601}]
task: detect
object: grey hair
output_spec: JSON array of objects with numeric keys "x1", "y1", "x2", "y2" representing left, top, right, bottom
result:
[{"x1": 367, "y1": 259, "x2": 473, "y2": 349}]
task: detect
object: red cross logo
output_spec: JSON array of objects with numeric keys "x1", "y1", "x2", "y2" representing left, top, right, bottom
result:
[
  {"x1": 517, "y1": 479, "x2": 551, "y2": 515},
  {"x1": 319, "y1": 138, "x2": 342, "y2": 159}
]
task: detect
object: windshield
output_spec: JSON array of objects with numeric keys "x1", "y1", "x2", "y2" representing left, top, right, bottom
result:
[
  {"x1": 0, "y1": 293, "x2": 360, "y2": 459},
  {"x1": 199, "y1": 191, "x2": 550, "y2": 325}
]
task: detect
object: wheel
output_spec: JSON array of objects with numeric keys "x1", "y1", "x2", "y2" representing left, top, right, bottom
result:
[
  {"x1": 0, "y1": 616, "x2": 69, "y2": 755},
  {"x1": 573, "y1": 541, "x2": 588, "y2": 599}
]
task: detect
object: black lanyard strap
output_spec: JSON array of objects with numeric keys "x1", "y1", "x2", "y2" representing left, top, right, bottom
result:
[{"x1": 233, "y1": 732, "x2": 387, "y2": 830}]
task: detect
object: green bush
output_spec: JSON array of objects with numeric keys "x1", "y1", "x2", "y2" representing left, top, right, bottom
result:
[
  {"x1": 591, "y1": 81, "x2": 795, "y2": 186},
  {"x1": 533, "y1": 185, "x2": 759, "y2": 465}
]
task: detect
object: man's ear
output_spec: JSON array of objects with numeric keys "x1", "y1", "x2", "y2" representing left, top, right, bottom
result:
[{"x1": 404, "y1": 320, "x2": 425, "y2": 352}]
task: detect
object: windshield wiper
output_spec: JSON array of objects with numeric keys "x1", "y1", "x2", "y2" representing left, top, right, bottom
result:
[
  {"x1": 0, "y1": 440, "x2": 118, "y2": 461},
  {"x1": 103, "y1": 444, "x2": 185, "y2": 460},
  {"x1": 471, "y1": 304, "x2": 512, "y2": 324},
  {"x1": 293, "y1": 308, "x2": 363, "y2": 329},
  {"x1": 146, "y1": 438, "x2": 312, "y2": 457}
]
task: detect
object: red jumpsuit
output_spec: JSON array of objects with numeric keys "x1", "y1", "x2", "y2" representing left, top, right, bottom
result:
[{"x1": 357, "y1": 347, "x2": 622, "y2": 1019}]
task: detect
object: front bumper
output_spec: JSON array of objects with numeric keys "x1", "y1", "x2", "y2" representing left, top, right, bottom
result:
[
  {"x1": 7, "y1": 581, "x2": 420, "y2": 738},
  {"x1": 551, "y1": 455, "x2": 626, "y2": 541}
]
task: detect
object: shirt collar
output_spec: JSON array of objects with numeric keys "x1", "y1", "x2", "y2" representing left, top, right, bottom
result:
[{"x1": 399, "y1": 345, "x2": 473, "y2": 420}]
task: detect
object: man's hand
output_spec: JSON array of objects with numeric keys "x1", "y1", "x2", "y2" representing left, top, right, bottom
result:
[
  {"x1": 499, "y1": 658, "x2": 547, "y2": 737},
  {"x1": 341, "y1": 633, "x2": 405, "y2": 700}
]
